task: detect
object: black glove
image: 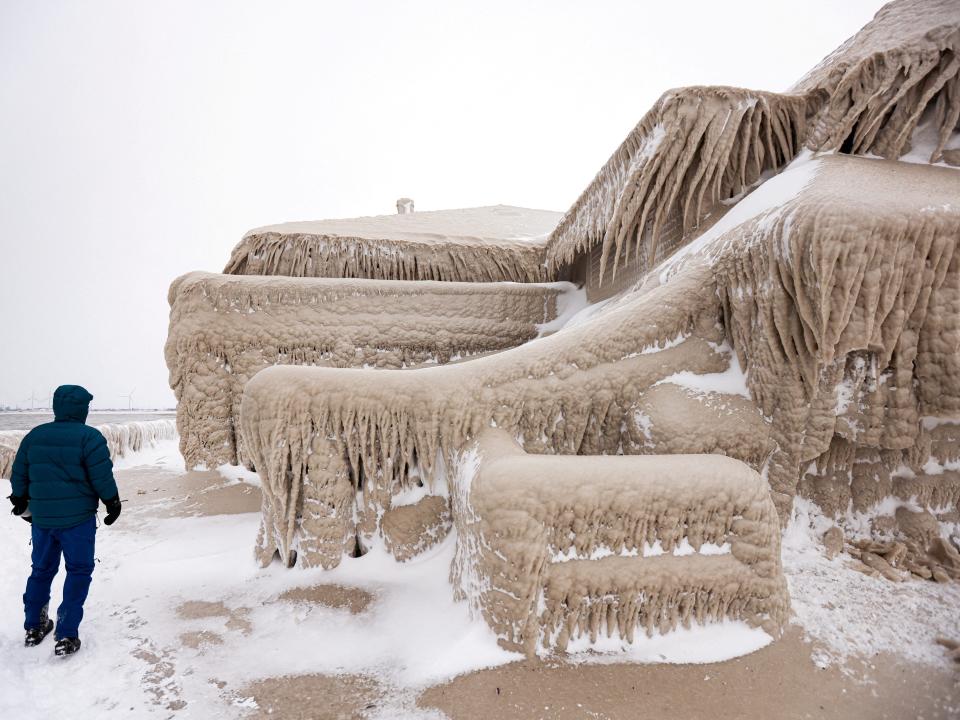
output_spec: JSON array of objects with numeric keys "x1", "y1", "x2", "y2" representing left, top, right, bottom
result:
[
  {"x1": 8, "y1": 494, "x2": 28, "y2": 516},
  {"x1": 103, "y1": 496, "x2": 122, "y2": 526}
]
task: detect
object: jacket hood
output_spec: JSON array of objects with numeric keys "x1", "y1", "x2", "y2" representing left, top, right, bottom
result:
[{"x1": 53, "y1": 385, "x2": 93, "y2": 423}]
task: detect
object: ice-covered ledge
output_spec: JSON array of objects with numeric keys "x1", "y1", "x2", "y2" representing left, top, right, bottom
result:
[{"x1": 451, "y1": 429, "x2": 788, "y2": 656}]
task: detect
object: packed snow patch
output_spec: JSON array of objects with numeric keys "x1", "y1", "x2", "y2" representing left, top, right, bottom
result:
[
  {"x1": 561, "y1": 620, "x2": 772, "y2": 665},
  {"x1": 0, "y1": 501, "x2": 515, "y2": 719},
  {"x1": 216, "y1": 463, "x2": 262, "y2": 488},
  {"x1": 551, "y1": 539, "x2": 730, "y2": 563},
  {"x1": 782, "y1": 498, "x2": 960, "y2": 670},
  {"x1": 897, "y1": 118, "x2": 960, "y2": 167},
  {"x1": 535, "y1": 282, "x2": 589, "y2": 337},
  {"x1": 109, "y1": 437, "x2": 185, "y2": 473},
  {"x1": 655, "y1": 342, "x2": 750, "y2": 398}
]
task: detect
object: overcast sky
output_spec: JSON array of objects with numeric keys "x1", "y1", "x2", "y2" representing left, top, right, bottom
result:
[{"x1": 0, "y1": 0, "x2": 886, "y2": 409}]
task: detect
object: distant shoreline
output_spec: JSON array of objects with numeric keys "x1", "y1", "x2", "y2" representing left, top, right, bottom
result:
[
  {"x1": 0, "y1": 411, "x2": 177, "y2": 432},
  {"x1": 0, "y1": 409, "x2": 176, "y2": 414}
]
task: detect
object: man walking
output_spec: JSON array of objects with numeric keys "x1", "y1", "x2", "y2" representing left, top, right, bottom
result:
[{"x1": 7, "y1": 385, "x2": 122, "y2": 656}]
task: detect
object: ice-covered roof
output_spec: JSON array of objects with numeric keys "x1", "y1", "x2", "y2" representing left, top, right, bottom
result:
[
  {"x1": 243, "y1": 204, "x2": 561, "y2": 246},
  {"x1": 226, "y1": 205, "x2": 562, "y2": 283}
]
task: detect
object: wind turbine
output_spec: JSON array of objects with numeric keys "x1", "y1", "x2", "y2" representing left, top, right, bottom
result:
[
  {"x1": 120, "y1": 388, "x2": 136, "y2": 411},
  {"x1": 23, "y1": 390, "x2": 38, "y2": 411}
]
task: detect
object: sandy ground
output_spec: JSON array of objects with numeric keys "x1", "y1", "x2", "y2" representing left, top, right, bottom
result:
[
  {"x1": 3, "y1": 457, "x2": 956, "y2": 720},
  {"x1": 119, "y1": 464, "x2": 261, "y2": 518},
  {"x1": 420, "y1": 632, "x2": 959, "y2": 720},
  {"x1": 243, "y1": 639, "x2": 960, "y2": 720},
  {"x1": 107, "y1": 464, "x2": 958, "y2": 720}
]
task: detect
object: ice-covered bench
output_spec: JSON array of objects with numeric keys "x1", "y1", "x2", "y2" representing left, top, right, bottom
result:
[{"x1": 451, "y1": 430, "x2": 788, "y2": 656}]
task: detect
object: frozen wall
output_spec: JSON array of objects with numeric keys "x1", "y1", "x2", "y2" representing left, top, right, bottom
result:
[{"x1": 166, "y1": 271, "x2": 566, "y2": 468}]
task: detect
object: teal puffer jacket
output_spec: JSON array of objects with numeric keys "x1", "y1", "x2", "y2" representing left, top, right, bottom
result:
[{"x1": 10, "y1": 385, "x2": 118, "y2": 529}]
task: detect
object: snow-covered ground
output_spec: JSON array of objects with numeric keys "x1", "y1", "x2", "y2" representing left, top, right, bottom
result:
[
  {"x1": 1, "y1": 439, "x2": 958, "y2": 719},
  {"x1": 782, "y1": 498, "x2": 960, "y2": 670},
  {"x1": 1, "y1": 445, "x2": 510, "y2": 718},
  {"x1": 0, "y1": 439, "x2": 769, "y2": 719}
]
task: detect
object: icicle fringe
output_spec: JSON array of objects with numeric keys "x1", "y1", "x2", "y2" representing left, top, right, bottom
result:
[
  {"x1": 545, "y1": 87, "x2": 811, "y2": 281},
  {"x1": 0, "y1": 419, "x2": 177, "y2": 479}
]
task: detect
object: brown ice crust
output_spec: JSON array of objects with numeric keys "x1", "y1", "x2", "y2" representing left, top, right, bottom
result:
[
  {"x1": 381, "y1": 495, "x2": 451, "y2": 562},
  {"x1": 276, "y1": 584, "x2": 373, "y2": 614},
  {"x1": 239, "y1": 280, "x2": 759, "y2": 571},
  {"x1": 715, "y1": 157, "x2": 960, "y2": 515},
  {"x1": 165, "y1": 271, "x2": 563, "y2": 468},
  {"x1": 0, "y1": 419, "x2": 177, "y2": 479},
  {"x1": 544, "y1": 87, "x2": 810, "y2": 280}
]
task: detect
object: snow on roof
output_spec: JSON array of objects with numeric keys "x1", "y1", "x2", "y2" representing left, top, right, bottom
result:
[
  {"x1": 226, "y1": 205, "x2": 562, "y2": 283},
  {"x1": 243, "y1": 204, "x2": 562, "y2": 246}
]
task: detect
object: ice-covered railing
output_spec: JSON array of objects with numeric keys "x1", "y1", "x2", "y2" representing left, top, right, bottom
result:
[
  {"x1": 165, "y1": 271, "x2": 567, "y2": 468},
  {"x1": 95, "y1": 420, "x2": 178, "y2": 459},
  {"x1": 450, "y1": 429, "x2": 788, "y2": 656},
  {"x1": 0, "y1": 431, "x2": 25, "y2": 479},
  {"x1": 0, "y1": 419, "x2": 177, "y2": 479}
]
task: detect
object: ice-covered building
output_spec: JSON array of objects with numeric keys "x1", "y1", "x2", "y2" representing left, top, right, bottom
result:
[{"x1": 166, "y1": 0, "x2": 960, "y2": 655}]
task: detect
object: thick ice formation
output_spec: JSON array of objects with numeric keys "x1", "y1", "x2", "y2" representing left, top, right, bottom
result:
[
  {"x1": 713, "y1": 157, "x2": 960, "y2": 512},
  {"x1": 548, "y1": 0, "x2": 960, "y2": 282},
  {"x1": 238, "y1": 288, "x2": 770, "y2": 575},
  {"x1": 0, "y1": 419, "x2": 177, "y2": 479},
  {"x1": 0, "y1": 432, "x2": 23, "y2": 480},
  {"x1": 166, "y1": 0, "x2": 960, "y2": 656},
  {"x1": 237, "y1": 157, "x2": 960, "y2": 584},
  {"x1": 794, "y1": 0, "x2": 960, "y2": 161},
  {"x1": 545, "y1": 88, "x2": 809, "y2": 280}
]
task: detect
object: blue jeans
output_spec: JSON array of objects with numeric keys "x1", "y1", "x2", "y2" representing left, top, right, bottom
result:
[{"x1": 23, "y1": 516, "x2": 96, "y2": 639}]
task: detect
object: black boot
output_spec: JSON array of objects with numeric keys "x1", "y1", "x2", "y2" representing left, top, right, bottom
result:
[
  {"x1": 24, "y1": 606, "x2": 54, "y2": 647},
  {"x1": 54, "y1": 637, "x2": 82, "y2": 656}
]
